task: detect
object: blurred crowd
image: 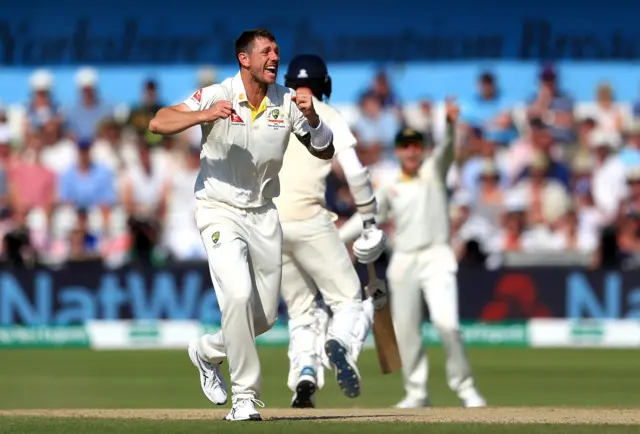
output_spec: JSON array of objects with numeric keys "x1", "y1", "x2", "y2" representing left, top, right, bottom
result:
[
  {"x1": 1, "y1": 63, "x2": 640, "y2": 269},
  {"x1": 327, "y1": 65, "x2": 640, "y2": 270}
]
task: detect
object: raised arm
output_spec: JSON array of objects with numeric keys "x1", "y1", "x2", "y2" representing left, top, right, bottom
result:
[
  {"x1": 420, "y1": 100, "x2": 459, "y2": 181},
  {"x1": 149, "y1": 86, "x2": 231, "y2": 136},
  {"x1": 290, "y1": 88, "x2": 334, "y2": 160}
]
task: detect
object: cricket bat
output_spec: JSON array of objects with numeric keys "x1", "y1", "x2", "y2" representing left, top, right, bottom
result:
[{"x1": 365, "y1": 262, "x2": 402, "y2": 374}]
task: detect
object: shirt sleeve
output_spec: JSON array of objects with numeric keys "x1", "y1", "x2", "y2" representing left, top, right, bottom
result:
[{"x1": 183, "y1": 85, "x2": 223, "y2": 112}]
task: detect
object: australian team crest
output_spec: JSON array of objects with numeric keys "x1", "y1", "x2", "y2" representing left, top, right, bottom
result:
[
  {"x1": 212, "y1": 231, "x2": 220, "y2": 245},
  {"x1": 267, "y1": 108, "x2": 285, "y2": 129}
]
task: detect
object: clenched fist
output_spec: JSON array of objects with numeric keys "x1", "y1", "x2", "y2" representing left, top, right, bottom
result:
[
  {"x1": 292, "y1": 87, "x2": 320, "y2": 127},
  {"x1": 202, "y1": 101, "x2": 233, "y2": 123},
  {"x1": 445, "y1": 98, "x2": 460, "y2": 124}
]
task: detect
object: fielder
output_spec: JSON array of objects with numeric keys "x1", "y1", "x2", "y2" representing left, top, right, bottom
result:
[
  {"x1": 149, "y1": 29, "x2": 336, "y2": 421},
  {"x1": 339, "y1": 101, "x2": 487, "y2": 408},
  {"x1": 273, "y1": 55, "x2": 386, "y2": 408}
]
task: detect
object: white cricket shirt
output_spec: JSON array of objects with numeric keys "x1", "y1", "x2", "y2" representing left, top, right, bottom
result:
[
  {"x1": 183, "y1": 72, "x2": 314, "y2": 209},
  {"x1": 340, "y1": 125, "x2": 456, "y2": 252},
  {"x1": 274, "y1": 98, "x2": 356, "y2": 222}
]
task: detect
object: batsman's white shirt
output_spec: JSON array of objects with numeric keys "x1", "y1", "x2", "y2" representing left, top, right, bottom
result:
[
  {"x1": 274, "y1": 99, "x2": 363, "y2": 390},
  {"x1": 185, "y1": 72, "x2": 313, "y2": 209},
  {"x1": 274, "y1": 98, "x2": 356, "y2": 221}
]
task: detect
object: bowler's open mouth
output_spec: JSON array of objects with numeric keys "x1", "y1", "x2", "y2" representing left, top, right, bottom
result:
[{"x1": 265, "y1": 65, "x2": 278, "y2": 77}]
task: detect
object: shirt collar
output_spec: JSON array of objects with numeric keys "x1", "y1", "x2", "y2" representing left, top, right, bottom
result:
[{"x1": 232, "y1": 72, "x2": 275, "y2": 107}]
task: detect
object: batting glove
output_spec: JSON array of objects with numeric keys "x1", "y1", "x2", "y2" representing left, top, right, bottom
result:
[{"x1": 353, "y1": 224, "x2": 386, "y2": 264}]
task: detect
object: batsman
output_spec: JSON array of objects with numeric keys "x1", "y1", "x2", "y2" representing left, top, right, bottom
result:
[
  {"x1": 340, "y1": 101, "x2": 487, "y2": 408},
  {"x1": 274, "y1": 54, "x2": 386, "y2": 407}
]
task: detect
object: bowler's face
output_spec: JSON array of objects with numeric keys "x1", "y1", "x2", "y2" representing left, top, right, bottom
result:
[{"x1": 249, "y1": 37, "x2": 280, "y2": 85}]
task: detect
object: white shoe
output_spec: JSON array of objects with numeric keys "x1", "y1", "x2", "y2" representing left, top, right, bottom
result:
[
  {"x1": 394, "y1": 396, "x2": 429, "y2": 409},
  {"x1": 188, "y1": 340, "x2": 227, "y2": 405},
  {"x1": 460, "y1": 389, "x2": 487, "y2": 408},
  {"x1": 291, "y1": 366, "x2": 317, "y2": 408},
  {"x1": 225, "y1": 397, "x2": 265, "y2": 421}
]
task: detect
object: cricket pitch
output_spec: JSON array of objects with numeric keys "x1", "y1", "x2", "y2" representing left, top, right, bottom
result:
[{"x1": 1, "y1": 408, "x2": 639, "y2": 425}]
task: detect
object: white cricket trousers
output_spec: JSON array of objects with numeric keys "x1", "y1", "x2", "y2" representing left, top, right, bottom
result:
[
  {"x1": 194, "y1": 199, "x2": 282, "y2": 400},
  {"x1": 387, "y1": 244, "x2": 476, "y2": 402},
  {"x1": 280, "y1": 210, "x2": 363, "y2": 389}
]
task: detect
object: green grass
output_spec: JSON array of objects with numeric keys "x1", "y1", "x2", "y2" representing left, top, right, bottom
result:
[
  {"x1": 0, "y1": 348, "x2": 639, "y2": 409},
  {"x1": 1, "y1": 348, "x2": 639, "y2": 432},
  {"x1": 0, "y1": 418, "x2": 639, "y2": 434}
]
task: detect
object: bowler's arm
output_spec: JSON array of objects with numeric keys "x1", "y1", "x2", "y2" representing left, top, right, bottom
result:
[
  {"x1": 290, "y1": 99, "x2": 335, "y2": 160},
  {"x1": 149, "y1": 87, "x2": 220, "y2": 135}
]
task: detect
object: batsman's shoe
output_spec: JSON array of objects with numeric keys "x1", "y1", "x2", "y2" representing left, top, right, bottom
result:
[
  {"x1": 225, "y1": 397, "x2": 264, "y2": 421},
  {"x1": 325, "y1": 339, "x2": 361, "y2": 398},
  {"x1": 394, "y1": 396, "x2": 429, "y2": 409},
  {"x1": 460, "y1": 389, "x2": 487, "y2": 408},
  {"x1": 291, "y1": 366, "x2": 317, "y2": 408},
  {"x1": 187, "y1": 341, "x2": 227, "y2": 405}
]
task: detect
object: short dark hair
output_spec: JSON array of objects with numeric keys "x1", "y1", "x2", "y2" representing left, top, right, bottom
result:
[{"x1": 235, "y1": 29, "x2": 276, "y2": 66}]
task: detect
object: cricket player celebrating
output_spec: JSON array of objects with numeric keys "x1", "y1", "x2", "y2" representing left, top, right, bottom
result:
[
  {"x1": 274, "y1": 55, "x2": 385, "y2": 408},
  {"x1": 339, "y1": 101, "x2": 487, "y2": 408},
  {"x1": 149, "y1": 29, "x2": 336, "y2": 421}
]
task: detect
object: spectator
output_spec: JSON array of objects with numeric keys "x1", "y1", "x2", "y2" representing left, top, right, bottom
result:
[
  {"x1": 65, "y1": 67, "x2": 114, "y2": 143},
  {"x1": 127, "y1": 78, "x2": 164, "y2": 147},
  {"x1": 7, "y1": 131, "x2": 57, "y2": 231},
  {"x1": 618, "y1": 121, "x2": 640, "y2": 168},
  {"x1": 573, "y1": 181, "x2": 604, "y2": 246},
  {"x1": 475, "y1": 160, "x2": 505, "y2": 224},
  {"x1": 122, "y1": 139, "x2": 169, "y2": 265},
  {"x1": 24, "y1": 69, "x2": 63, "y2": 138},
  {"x1": 513, "y1": 151, "x2": 571, "y2": 227},
  {"x1": 164, "y1": 143, "x2": 207, "y2": 260},
  {"x1": 92, "y1": 118, "x2": 129, "y2": 174},
  {"x1": 368, "y1": 71, "x2": 401, "y2": 110},
  {"x1": 459, "y1": 128, "x2": 507, "y2": 198},
  {"x1": 450, "y1": 189, "x2": 494, "y2": 263},
  {"x1": 589, "y1": 130, "x2": 626, "y2": 224},
  {"x1": 527, "y1": 64, "x2": 575, "y2": 144},
  {"x1": 2, "y1": 211, "x2": 38, "y2": 269},
  {"x1": 550, "y1": 208, "x2": 598, "y2": 253},
  {"x1": 618, "y1": 167, "x2": 640, "y2": 219},
  {"x1": 512, "y1": 118, "x2": 571, "y2": 189},
  {"x1": 59, "y1": 138, "x2": 117, "y2": 229},
  {"x1": 121, "y1": 140, "x2": 168, "y2": 224},
  {"x1": 66, "y1": 208, "x2": 102, "y2": 262},
  {"x1": 461, "y1": 71, "x2": 516, "y2": 145},
  {"x1": 486, "y1": 191, "x2": 528, "y2": 253},
  {"x1": 587, "y1": 82, "x2": 625, "y2": 139},
  {"x1": 569, "y1": 150, "x2": 593, "y2": 195},
  {"x1": 575, "y1": 117, "x2": 598, "y2": 151},
  {"x1": 351, "y1": 91, "x2": 401, "y2": 164},
  {"x1": 0, "y1": 127, "x2": 12, "y2": 218}
]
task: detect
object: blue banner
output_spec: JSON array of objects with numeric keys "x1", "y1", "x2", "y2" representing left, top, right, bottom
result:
[
  {"x1": 2, "y1": 0, "x2": 640, "y2": 65},
  {"x1": 2, "y1": 263, "x2": 640, "y2": 325}
]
